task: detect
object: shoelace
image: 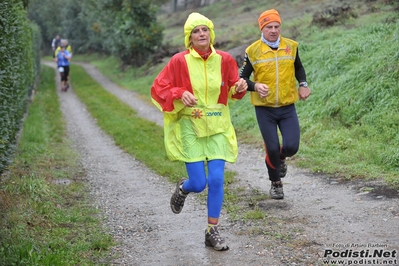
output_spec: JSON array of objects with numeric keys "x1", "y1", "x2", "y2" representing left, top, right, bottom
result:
[
  {"x1": 173, "y1": 191, "x2": 187, "y2": 205},
  {"x1": 210, "y1": 234, "x2": 222, "y2": 241},
  {"x1": 208, "y1": 231, "x2": 225, "y2": 246}
]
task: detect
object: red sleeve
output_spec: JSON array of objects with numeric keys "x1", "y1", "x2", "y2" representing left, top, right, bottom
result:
[
  {"x1": 217, "y1": 51, "x2": 246, "y2": 105},
  {"x1": 229, "y1": 57, "x2": 246, "y2": 100},
  {"x1": 151, "y1": 52, "x2": 192, "y2": 112}
]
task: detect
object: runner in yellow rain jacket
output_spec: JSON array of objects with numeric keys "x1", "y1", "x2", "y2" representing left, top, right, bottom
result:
[
  {"x1": 151, "y1": 20, "x2": 246, "y2": 163},
  {"x1": 151, "y1": 12, "x2": 248, "y2": 251}
]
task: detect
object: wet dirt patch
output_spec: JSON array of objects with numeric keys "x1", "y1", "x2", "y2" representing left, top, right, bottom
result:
[{"x1": 258, "y1": 201, "x2": 291, "y2": 211}]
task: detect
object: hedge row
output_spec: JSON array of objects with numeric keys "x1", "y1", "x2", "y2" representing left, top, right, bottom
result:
[{"x1": 0, "y1": 0, "x2": 42, "y2": 175}]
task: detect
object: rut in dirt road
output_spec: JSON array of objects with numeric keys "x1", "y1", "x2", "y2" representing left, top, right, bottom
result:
[{"x1": 44, "y1": 61, "x2": 399, "y2": 265}]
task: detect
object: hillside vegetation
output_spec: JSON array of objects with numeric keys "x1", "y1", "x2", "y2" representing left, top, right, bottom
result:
[{"x1": 78, "y1": 0, "x2": 399, "y2": 188}]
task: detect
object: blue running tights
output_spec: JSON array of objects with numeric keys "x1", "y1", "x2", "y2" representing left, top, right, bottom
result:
[{"x1": 182, "y1": 159, "x2": 225, "y2": 218}]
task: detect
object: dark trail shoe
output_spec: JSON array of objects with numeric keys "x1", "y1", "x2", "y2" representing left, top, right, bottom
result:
[
  {"x1": 170, "y1": 178, "x2": 188, "y2": 214},
  {"x1": 270, "y1": 181, "x2": 284, "y2": 199},
  {"x1": 205, "y1": 225, "x2": 229, "y2": 251}
]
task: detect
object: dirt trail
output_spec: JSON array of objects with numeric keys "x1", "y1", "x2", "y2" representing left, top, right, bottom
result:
[{"x1": 43, "y1": 61, "x2": 399, "y2": 266}]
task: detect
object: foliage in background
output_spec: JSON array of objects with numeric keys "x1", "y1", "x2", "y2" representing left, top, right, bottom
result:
[
  {"x1": 31, "y1": 23, "x2": 43, "y2": 78},
  {"x1": 27, "y1": 0, "x2": 62, "y2": 53},
  {"x1": 0, "y1": 66, "x2": 115, "y2": 265},
  {"x1": 28, "y1": 0, "x2": 166, "y2": 66},
  {"x1": 0, "y1": 0, "x2": 41, "y2": 175},
  {"x1": 96, "y1": 0, "x2": 164, "y2": 66}
]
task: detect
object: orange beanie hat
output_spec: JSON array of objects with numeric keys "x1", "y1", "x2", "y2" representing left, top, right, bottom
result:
[{"x1": 258, "y1": 9, "x2": 281, "y2": 30}]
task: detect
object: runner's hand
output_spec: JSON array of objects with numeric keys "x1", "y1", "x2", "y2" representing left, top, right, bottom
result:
[
  {"x1": 235, "y1": 78, "x2": 248, "y2": 93},
  {"x1": 181, "y1": 91, "x2": 198, "y2": 107},
  {"x1": 298, "y1": 86, "x2": 311, "y2": 101},
  {"x1": 254, "y1": 83, "x2": 269, "y2": 98}
]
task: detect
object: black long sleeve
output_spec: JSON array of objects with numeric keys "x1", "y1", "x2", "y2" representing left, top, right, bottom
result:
[
  {"x1": 294, "y1": 50, "x2": 306, "y2": 83},
  {"x1": 239, "y1": 53, "x2": 256, "y2": 91}
]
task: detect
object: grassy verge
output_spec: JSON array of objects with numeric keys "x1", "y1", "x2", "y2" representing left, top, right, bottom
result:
[{"x1": 0, "y1": 66, "x2": 115, "y2": 265}]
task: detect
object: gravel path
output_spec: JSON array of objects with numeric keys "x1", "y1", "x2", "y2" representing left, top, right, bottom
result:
[{"x1": 43, "y1": 61, "x2": 399, "y2": 266}]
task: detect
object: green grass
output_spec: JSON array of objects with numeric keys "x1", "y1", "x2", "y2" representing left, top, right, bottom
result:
[
  {"x1": 0, "y1": 66, "x2": 115, "y2": 265},
  {"x1": 294, "y1": 12, "x2": 399, "y2": 185}
]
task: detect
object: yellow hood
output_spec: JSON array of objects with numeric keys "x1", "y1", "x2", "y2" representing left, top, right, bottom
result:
[{"x1": 184, "y1": 12, "x2": 215, "y2": 49}]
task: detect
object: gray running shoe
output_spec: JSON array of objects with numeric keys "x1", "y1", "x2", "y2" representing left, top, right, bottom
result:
[
  {"x1": 279, "y1": 160, "x2": 287, "y2": 178},
  {"x1": 270, "y1": 181, "x2": 284, "y2": 199},
  {"x1": 205, "y1": 225, "x2": 229, "y2": 251},
  {"x1": 170, "y1": 178, "x2": 188, "y2": 214}
]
